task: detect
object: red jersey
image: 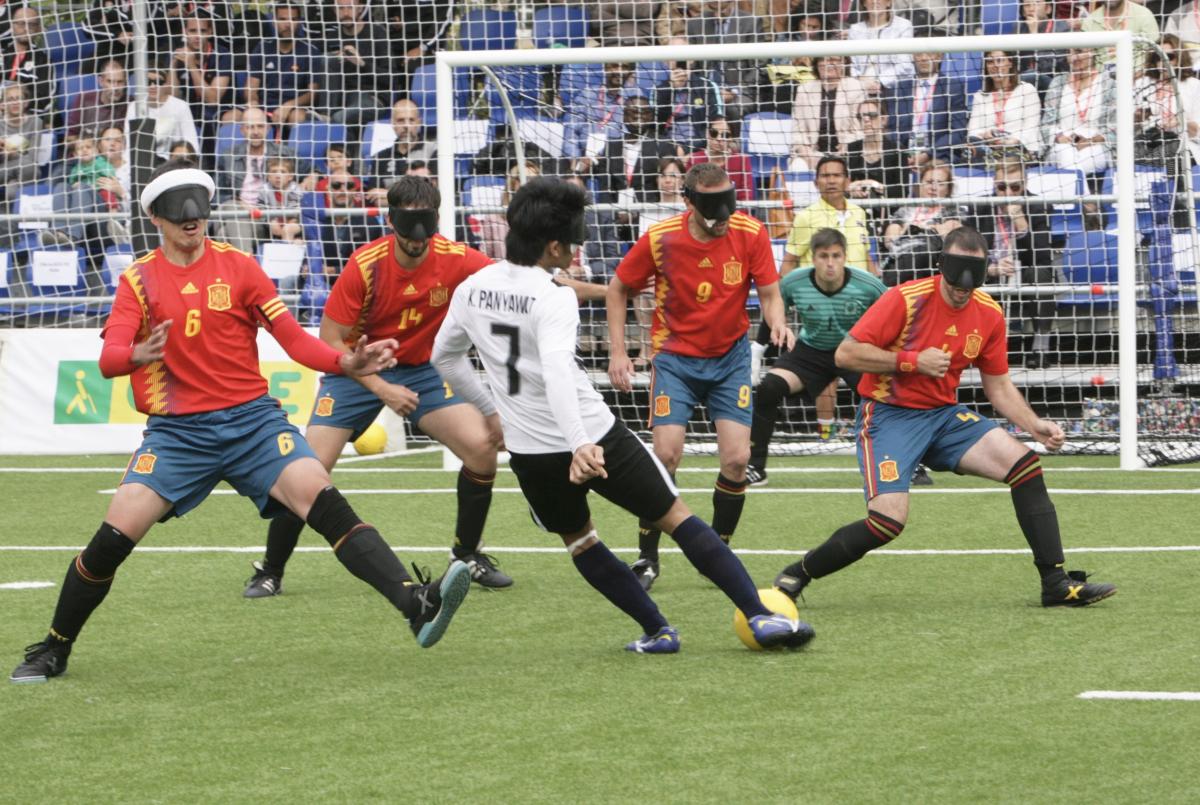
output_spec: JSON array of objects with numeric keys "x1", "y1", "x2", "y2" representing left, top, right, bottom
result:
[
  {"x1": 850, "y1": 275, "x2": 1009, "y2": 409},
  {"x1": 324, "y1": 233, "x2": 491, "y2": 365},
  {"x1": 103, "y1": 241, "x2": 290, "y2": 416},
  {"x1": 615, "y1": 211, "x2": 778, "y2": 358}
]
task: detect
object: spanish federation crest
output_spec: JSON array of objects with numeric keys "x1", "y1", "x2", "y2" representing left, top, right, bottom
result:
[
  {"x1": 878, "y1": 459, "x2": 899, "y2": 483},
  {"x1": 315, "y1": 396, "x2": 335, "y2": 417},
  {"x1": 207, "y1": 282, "x2": 232, "y2": 311},
  {"x1": 131, "y1": 453, "x2": 157, "y2": 474},
  {"x1": 429, "y1": 285, "x2": 449, "y2": 307},
  {"x1": 722, "y1": 260, "x2": 743, "y2": 285},
  {"x1": 964, "y1": 333, "x2": 983, "y2": 360}
]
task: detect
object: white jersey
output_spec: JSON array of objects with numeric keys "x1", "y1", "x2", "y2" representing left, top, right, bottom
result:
[{"x1": 432, "y1": 261, "x2": 616, "y2": 454}]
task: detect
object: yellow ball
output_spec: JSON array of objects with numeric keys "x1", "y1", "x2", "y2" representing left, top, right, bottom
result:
[
  {"x1": 734, "y1": 588, "x2": 800, "y2": 650},
  {"x1": 352, "y1": 423, "x2": 388, "y2": 456}
]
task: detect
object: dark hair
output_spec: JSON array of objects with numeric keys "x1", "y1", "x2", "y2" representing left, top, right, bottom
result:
[
  {"x1": 167, "y1": 140, "x2": 199, "y2": 157},
  {"x1": 659, "y1": 157, "x2": 686, "y2": 176},
  {"x1": 149, "y1": 157, "x2": 200, "y2": 182},
  {"x1": 810, "y1": 227, "x2": 847, "y2": 253},
  {"x1": 683, "y1": 162, "x2": 728, "y2": 192},
  {"x1": 505, "y1": 177, "x2": 589, "y2": 267},
  {"x1": 943, "y1": 225, "x2": 988, "y2": 256},
  {"x1": 386, "y1": 175, "x2": 440, "y2": 209},
  {"x1": 815, "y1": 154, "x2": 848, "y2": 175}
]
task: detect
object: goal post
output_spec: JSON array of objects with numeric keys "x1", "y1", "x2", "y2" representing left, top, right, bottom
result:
[{"x1": 435, "y1": 31, "x2": 1192, "y2": 470}]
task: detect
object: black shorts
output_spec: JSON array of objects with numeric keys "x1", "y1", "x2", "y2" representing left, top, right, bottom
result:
[
  {"x1": 507, "y1": 421, "x2": 678, "y2": 534},
  {"x1": 771, "y1": 342, "x2": 860, "y2": 404}
]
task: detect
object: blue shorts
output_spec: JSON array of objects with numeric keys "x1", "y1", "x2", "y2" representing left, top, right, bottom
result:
[
  {"x1": 122, "y1": 395, "x2": 317, "y2": 520},
  {"x1": 648, "y1": 337, "x2": 753, "y2": 427},
  {"x1": 309, "y1": 362, "x2": 460, "y2": 438},
  {"x1": 855, "y1": 400, "x2": 998, "y2": 501}
]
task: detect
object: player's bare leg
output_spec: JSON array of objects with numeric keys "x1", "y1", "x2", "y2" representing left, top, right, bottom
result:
[
  {"x1": 957, "y1": 429, "x2": 1115, "y2": 606},
  {"x1": 712, "y1": 419, "x2": 751, "y2": 544},
  {"x1": 247, "y1": 425, "x2": 352, "y2": 598},
  {"x1": 749, "y1": 367, "x2": 803, "y2": 484},
  {"x1": 774, "y1": 491, "x2": 909, "y2": 600},
  {"x1": 270, "y1": 458, "x2": 471, "y2": 646},
  {"x1": 631, "y1": 424, "x2": 687, "y2": 589},
  {"x1": 11, "y1": 484, "x2": 171, "y2": 683},
  {"x1": 418, "y1": 403, "x2": 511, "y2": 588}
]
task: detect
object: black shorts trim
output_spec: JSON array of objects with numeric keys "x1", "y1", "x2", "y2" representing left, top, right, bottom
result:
[
  {"x1": 771, "y1": 342, "x2": 859, "y2": 403},
  {"x1": 507, "y1": 421, "x2": 678, "y2": 534}
]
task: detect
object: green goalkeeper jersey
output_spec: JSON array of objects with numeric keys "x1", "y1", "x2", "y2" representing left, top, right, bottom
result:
[{"x1": 779, "y1": 266, "x2": 887, "y2": 352}]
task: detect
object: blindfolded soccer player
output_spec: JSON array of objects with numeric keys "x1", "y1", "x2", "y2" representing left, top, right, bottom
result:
[
  {"x1": 773, "y1": 226, "x2": 1117, "y2": 609},
  {"x1": 11, "y1": 161, "x2": 471, "y2": 685}
]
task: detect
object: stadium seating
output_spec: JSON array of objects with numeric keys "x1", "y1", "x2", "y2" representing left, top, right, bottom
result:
[
  {"x1": 11, "y1": 183, "x2": 55, "y2": 256},
  {"x1": 57, "y1": 74, "x2": 99, "y2": 115},
  {"x1": 1026, "y1": 165, "x2": 1086, "y2": 237},
  {"x1": 43, "y1": 22, "x2": 96, "y2": 78},
  {"x1": 102, "y1": 244, "x2": 134, "y2": 292},
  {"x1": 1099, "y1": 166, "x2": 1169, "y2": 231},
  {"x1": 742, "y1": 112, "x2": 794, "y2": 188},
  {"x1": 980, "y1": 0, "x2": 1020, "y2": 36},
  {"x1": 459, "y1": 9, "x2": 518, "y2": 52},
  {"x1": 288, "y1": 122, "x2": 346, "y2": 174},
  {"x1": 464, "y1": 176, "x2": 506, "y2": 210},
  {"x1": 532, "y1": 5, "x2": 589, "y2": 50}
]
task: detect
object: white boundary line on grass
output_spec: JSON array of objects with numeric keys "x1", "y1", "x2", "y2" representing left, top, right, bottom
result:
[
  {"x1": 94, "y1": 487, "x2": 1200, "y2": 496},
  {"x1": 2, "y1": 545, "x2": 1199, "y2": 556},
  {"x1": 0, "y1": 581, "x2": 55, "y2": 589},
  {"x1": 1079, "y1": 691, "x2": 1200, "y2": 701},
  {"x1": 4, "y1": 465, "x2": 1200, "y2": 474}
]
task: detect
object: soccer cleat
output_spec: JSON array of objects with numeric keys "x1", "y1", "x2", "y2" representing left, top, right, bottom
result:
[
  {"x1": 243, "y1": 561, "x2": 282, "y2": 598},
  {"x1": 746, "y1": 465, "x2": 768, "y2": 487},
  {"x1": 1042, "y1": 570, "x2": 1117, "y2": 607},
  {"x1": 10, "y1": 640, "x2": 70, "y2": 684},
  {"x1": 748, "y1": 614, "x2": 816, "y2": 650},
  {"x1": 408, "y1": 561, "x2": 472, "y2": 648},
  {"x1": 773, "y1": 566, "x2": 810, "y2": 601},
  {"x1": 630, "y1": 557, "x2": 660, "y2": 591},
  {"x1": 818, "y1": 422, "x2": 834, "y2": 440},
  {"x1": 911, "y1": 464, "x2": 934, "y2": 486},
  {"x1": 462, "y1": 552, "x2": 514, "y2": 589},
  {"x1": 625, "y1": 625, "x2": 680, "y2": 654}
]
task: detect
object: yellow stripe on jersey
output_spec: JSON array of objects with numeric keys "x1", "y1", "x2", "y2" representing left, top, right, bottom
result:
[
  {"x1": 728, "y1": 212, "x2": 762, "y2": 233},
  {"x1": 900, "y1": 277, "x2": 937, "y2": 297},
  {"x1": 261, "y1": 298, "x2": 288, "y2": 321},
  {"x1": 433, "y1": 240, "x2": 466, "y2": 255},
  {"x1": 357, "y1": 241, "x2": 389, "y2": 260},
  {"x1": 122, "y1": 266, "x2": 151, "y2": 324},
  {"x1": 132, "y1": 251, "x2": 156, "y2": 266},
  {"x1": 650, "y1": 274, "x2": 671, "y2": 352},
  {"x1": 143, "y1": 360, "x2": 168, "y2": 415},
  {"x1": 647, "y1": 215, "x2": 684, "y2": 236},
  {"x1": 210, "y1": 241, "x2": 251, "y2": 258},
  {"x1": 972, "y1": 289, "x2": 1003, "y2": 314}
]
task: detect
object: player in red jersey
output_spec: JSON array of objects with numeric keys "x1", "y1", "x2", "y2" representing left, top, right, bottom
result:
[
  {"x1": 11, "y1": 162, "x2": 473, "y2": 685},
  {"x1": 243, "y1": 176, "x2": 513, "y2": 599},
  {"x1": 772, "y1": 227, "x2": 1117, "y2": 608},
  {"x1": 606, "y1": 163, "x2": 794, "y2": 590}
]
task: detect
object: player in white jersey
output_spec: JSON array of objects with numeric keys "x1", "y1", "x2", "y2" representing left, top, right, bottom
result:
[{"x1": 432, "y1": 177, "x2": 815, "y2": 653}]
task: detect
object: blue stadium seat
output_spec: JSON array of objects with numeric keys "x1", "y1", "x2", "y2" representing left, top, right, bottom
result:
[
  {"x1": 11, "y1": 183, "x2": 54, "y2": 256},
  {"x1": 532, "y1": 5, "x2": 589, "y2": 50},
  {"x1": 485, "y1": 67, "x2": 544, "y2": 124},
  {"x1": 44, "y1": 23, "x2": 96, "y2": 77},
  {"x1": 102, "y1": 244, "x2": 135, "y2": 292},
  {"x1": 409, "y1": 63, "x2": 476, "y2": 124},
  {"x1": 942, "y1": 51, "x2": 983, "y2": 98},
  {"x1": 742, "y1": 112, "x2": 793, "y2": 188},
  {"x1": 1027, "y1": 165, "x2": 1086, "y2": 238},
  {"x1": 980, "y1": 0, "x2": 1020, "y2": 36},
  {"x1": 634, "y1": 62, "x2": 668, "y2": 97},
  {"x1": 558, "y1": 62, "x2": 603, "y2": 110},
  {"x1": 25, "y1": 248, "x2": 90, "y2": 319},
  {"x1": 216, "y1": 122, "x2": 277, "y2": 156},
  {"x1": 288, "y1": 122, "x2": 346, "y2": 174},
  {"x1": 1058, "y1": 229, "x2": 1118, "y2": 310},
  {"x1": 459, "y1": 9, "x2": 518, "y2": 52},
  {"x1": 1099, "y1": 166, "x2": 1168, "y2": 231},
  {"x1": 463, "y1": 176, "x2": 506, "y2": 210},
  {"x1": 57, "y1": 74, "x2": 99, "y2": 115}
]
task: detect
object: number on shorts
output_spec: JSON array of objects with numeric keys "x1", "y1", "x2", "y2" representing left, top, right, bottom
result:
[
  {"x1": 277, "y1": 433, "x2": 294, "y2": 456},
  {"x1": 737, "y1": 384, "x2": 751, "y2": 408},
  {"x1": 696, "y1": 281, "x2": 713, "y2": 303},
  {"x1": 443, "y1": 382, "x2": 454, "y2": 399},
  {"x1": 491, "y1": 323, "x2": 521, "y2": 395},
  {"x1": 185, "y1": 308, "x2": 201, "y2": 337},
  {"x1": 956, "y1": 411, "x2": 981, "y2": 423}
]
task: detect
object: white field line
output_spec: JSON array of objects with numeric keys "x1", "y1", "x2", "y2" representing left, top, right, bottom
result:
[
  {"x1": 2, "y1": 545, "x2": 1199, "y2": 556},
  {"x1": 4, "y1": 465, "x2": 1200, "y2": 474},
  {"x1": 95, "y1": 487, "x2": 1200, "y2": 496},
  {"x1": 0, "y1": 581, "x2": 55, "y2": 589},
  {"x1": 1079, "y1": 691, "x2": 1200, "y2": 702}
]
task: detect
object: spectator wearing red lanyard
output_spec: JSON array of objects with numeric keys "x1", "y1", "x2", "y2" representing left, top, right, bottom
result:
[
  {"x1": 0, "y1": 7, "x2": 54, "y2": 124},
  {"x1": 687, "y1": 117, "x2": 755, "y2": 202},
  {"x1": 966, "y1": 50, "x2": 1043, "y2": 162},
  {"x1": 883, "y1": 34, "x2": 971, "y2": 167}
]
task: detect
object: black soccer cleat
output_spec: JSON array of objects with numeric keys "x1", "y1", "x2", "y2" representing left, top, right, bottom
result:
[
  {"x1": 243, "y1": 561, "x2": 282, "y2": 598},
  {"x1": 746, "y1": 465, "x2": 768, "y2": 487},
  {"x1": 630, "y1": 557, "x2": 660, "y2": 591},
  {"x1": 408, "y1": 561, "x2": 472, "y2": 648},
  {"x1": 773, "y1": 564, "x2": 810, "y2": 601},
  {"x1": 10, "y1": 639, "x2": 70, "y2": 684},
  {"x1": 462, "y1": 552, "x2": 513, "y2": 589},
  {"x1": 1042, "y1": 570, "x2": 1117, "y2": 607},
  {"x1": 911, "y1": 464, "x2": 934, "y2": 486}
]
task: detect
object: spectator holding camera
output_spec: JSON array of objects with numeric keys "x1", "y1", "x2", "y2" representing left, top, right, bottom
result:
[{"x1": 966, "y1": 51, "x2": 1043, "y2": 163}]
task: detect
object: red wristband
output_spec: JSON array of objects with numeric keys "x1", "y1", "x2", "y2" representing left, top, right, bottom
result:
[{"x1": 896, "y1": 350, "x2": 918, "y2": 373}]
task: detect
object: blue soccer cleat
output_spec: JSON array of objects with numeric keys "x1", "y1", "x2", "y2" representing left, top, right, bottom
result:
[
  {"x1": 408, "y1": 560, "x2": 472, "y2": 648},
  {"x1": 625, "y1": 625, "x2": 680, "y2": 654},
  {"x1": 749, "y1": 614, "x2": 816, "y2": 650}
]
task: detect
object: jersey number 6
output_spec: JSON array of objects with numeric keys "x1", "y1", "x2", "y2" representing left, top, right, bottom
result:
[{"x1": 491, "y1": 323, "x2": 521, "y2": 395}]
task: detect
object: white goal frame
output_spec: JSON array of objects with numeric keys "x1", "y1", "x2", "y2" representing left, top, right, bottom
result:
[{"x1": 435, "y1": 32, "x2": 1141, "y2": 468}]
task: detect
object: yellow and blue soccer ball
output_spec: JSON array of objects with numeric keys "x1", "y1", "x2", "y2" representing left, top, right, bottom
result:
[
  {"x1": 352, "y1": 423, "x2": 388, "y2": 456},
  {"x1": 734, "y1": 588, "x2": 800, "y2": 650}
]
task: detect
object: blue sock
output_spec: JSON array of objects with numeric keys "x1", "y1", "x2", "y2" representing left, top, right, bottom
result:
[
  {"x1": 671, "y1": 515, "x2": 769, "y2": 618},
  {"x1": 572, "y1": 540, "x2": 669, "y2": 635}
]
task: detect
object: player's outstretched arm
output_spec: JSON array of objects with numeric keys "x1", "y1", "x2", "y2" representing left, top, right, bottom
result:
[
  {"x1": 606, "y1": 276, "x2": 636, "y2": 392},
  {"x1": 339, "y1": 335, "x2": 401, "y2": 378},
  {"x1": 981, "y1": 372, "x2": 1066, "y2": 451},
  {"x1": 835, "y1": 336, "x2": 950, "y2": 377},
  {"x1": 268, "y1": 309, "x2": 397, "y2": 377},
  {"x1": 430, "y1": 304, "x2": 499, "y2": 417},
  {"x1": 757, "y1": 282, "x2": 796, "y2": 351}
]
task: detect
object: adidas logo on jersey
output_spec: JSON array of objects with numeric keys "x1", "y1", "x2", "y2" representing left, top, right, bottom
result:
[
  {"x1": 699, "y1": 257, "x2": 713, "y2": 268},
  {"x1": 944, "y1": 325, "x2": 958, "y2": 336},
  {"x1": 404, "y1": 284, "x2": 418, "y2": 295},
  {"x1": 181, "y1": 282, "x2": 199, "y2": 294}
]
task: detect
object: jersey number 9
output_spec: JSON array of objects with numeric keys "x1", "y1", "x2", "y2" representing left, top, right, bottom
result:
[{"x1": 696, "y1": 281, "x2": 713, "y2": 303}]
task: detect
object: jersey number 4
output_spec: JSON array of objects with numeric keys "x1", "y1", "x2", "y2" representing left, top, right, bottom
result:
[{"x1": 491, "y1": 323, "x2": 521, "y2": 395}]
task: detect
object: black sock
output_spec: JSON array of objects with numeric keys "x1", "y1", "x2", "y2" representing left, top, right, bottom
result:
[
  {"x1": 801, "y1": 510, "x2": 904, "y2": 580},
  {"x1": 637, "y1": 520, "x2": 661, "y2": 562},
  {"x1": 451, "y1": 467, "x2": 494, "y2": 558},
  {"x1": 264, "y1": 512, "x2": 305, "y2": 577},
  {"x1": 750, "y1": 373, "x2": 790, "y2": 469},
  {"x1": 753, "y1": 319, "x2": 771, "y2": 346},
  {"x1": 49, "y1": 523, "x2": 135, "y2": 644},
  {"x1": 1005, "y1": 451, "x2": 1067, "y2": 583},
  {"x1": 306, "y1": 486, "x2": 415, "y2": 613},
  {"x1": 712, "y1": 474, "x2": 748, "y2": 543},
  {"x1": 572, "y1": 540, "x2": 669, "y2": 635},
  {"x1": 671, "y1": 515, "x2": 769, "y2": 618}
]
